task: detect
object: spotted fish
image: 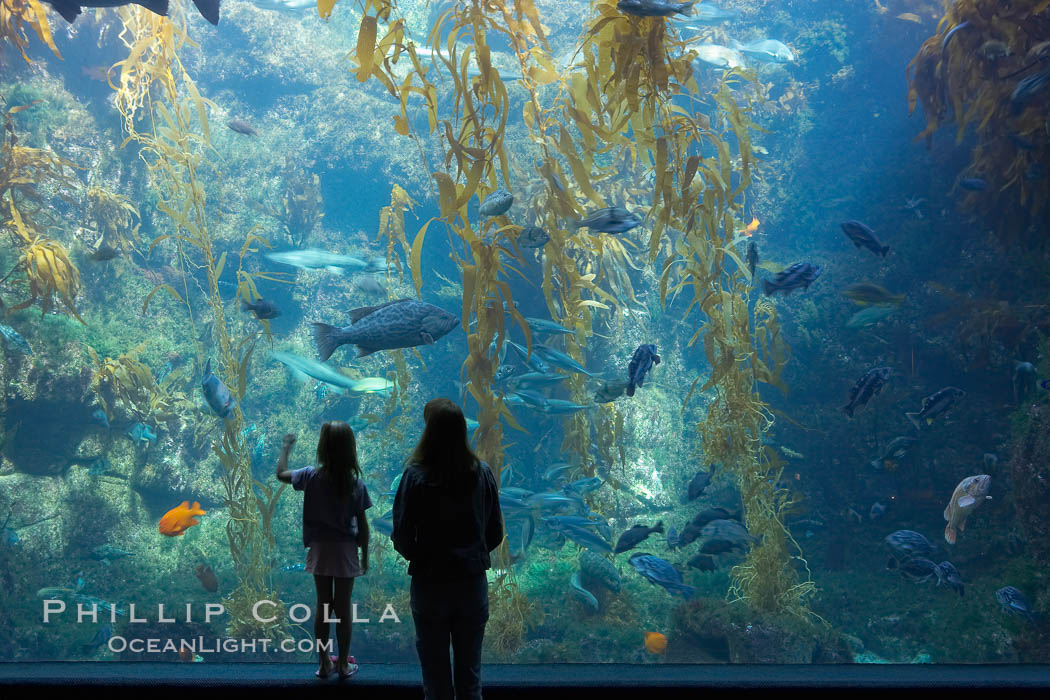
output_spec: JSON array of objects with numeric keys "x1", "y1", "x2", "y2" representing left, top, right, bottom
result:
[{"x1": 312, "y1": 299, "x2": 459, "y2": 360}]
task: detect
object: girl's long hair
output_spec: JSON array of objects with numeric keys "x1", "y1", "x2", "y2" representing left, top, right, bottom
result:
[
  {"x1": 316, "y1": 421, "x2": 361, "y2": 497},
  {"x1": 409, "y1": 398, "x2": 480, "y2": 488}
]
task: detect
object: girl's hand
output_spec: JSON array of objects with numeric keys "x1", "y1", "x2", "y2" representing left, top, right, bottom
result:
[{"x1": 282, "y1": 433, "x2": 297, "y2": 448}]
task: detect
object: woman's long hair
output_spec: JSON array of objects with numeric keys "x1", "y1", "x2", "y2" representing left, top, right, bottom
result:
[
  {"x1": 316, "y1": 421, "x2": 361, "y2": 497},
  {"x1": 409, "y1": 398, "x2": 480, "y2": 488}
]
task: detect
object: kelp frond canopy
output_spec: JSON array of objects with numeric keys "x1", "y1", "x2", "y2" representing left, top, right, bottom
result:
[
  {"x1": 907, "y1": 0, "x2": 1050, "y2": 246},
  {"x1": 0, "y1": 0, "x2": 60, "y2": 63}
]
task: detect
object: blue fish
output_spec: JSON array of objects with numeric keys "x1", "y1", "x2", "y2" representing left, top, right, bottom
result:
[
  {"x1": 312, "y1": 299, "x2": 459, "y2": 361},
  {"x1": 202, "y1": 359, "x2": 237, "y2": 419},
  {"x1": 91, "y1": 409, "x2": 110, "y2": 428},
  {"x1": 571, "y1": 206, "x2": 642, "y2": 234},
  {"x1": 82, "y1": 623, "x2": 112, "y2": 654},
  {"x1": 0, "y1": 323, "x2": 32, "y2": 355},
  {"x1": 628, "y1": 552, "x2": 696, "y2": 598},
  {"x1": 372, "y1": 510, "x2": 394, "y2": 537},
  {"x1": 958, "y1": 177, "x2": 988, "y2": 191},
  {"x1": 626, "y1": 344, "x2": 660, "y2": 397},
  {"x1": 127, "y1": 422, "x2": 157, "y2": 447},
  {"x1": 996, "y1": 586, "x2": 1037, "y2": 622}
]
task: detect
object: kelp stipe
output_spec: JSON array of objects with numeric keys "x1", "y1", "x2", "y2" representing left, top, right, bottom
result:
[{"x1": 110, "y1": 4, "x2": 287, "y2": 639}]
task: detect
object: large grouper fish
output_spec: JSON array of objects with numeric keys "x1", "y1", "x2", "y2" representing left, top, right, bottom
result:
[{"x1": 312, "y1": 299, "x2": 459, "y2": 361}]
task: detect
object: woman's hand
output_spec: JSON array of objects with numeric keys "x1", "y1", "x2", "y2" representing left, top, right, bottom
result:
[{"x1": 282, "y1": 433, "x2": 297, "y2": 449}]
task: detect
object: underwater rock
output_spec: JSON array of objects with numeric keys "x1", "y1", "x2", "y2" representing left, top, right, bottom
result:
[{"x1": 1008, "y1": 403, "x2": 1050, "y2": 564}]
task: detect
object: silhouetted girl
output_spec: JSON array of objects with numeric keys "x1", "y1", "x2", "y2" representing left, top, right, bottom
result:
[
  {"x1": 277, "y1": 421, "x2": 371, "y2": 680},
  {"x1": 392, "y1": 398, "x2": 504, "y2": 700}
]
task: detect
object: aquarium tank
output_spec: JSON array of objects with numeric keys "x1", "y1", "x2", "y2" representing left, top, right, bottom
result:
[{"x1": 0, "y1": 0, "x2": 1048, "y2": 672}]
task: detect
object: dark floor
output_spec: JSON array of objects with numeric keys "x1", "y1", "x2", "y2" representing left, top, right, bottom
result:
[{"x1": 1, "y1": 662, "x2": 1049, "y2": 698}]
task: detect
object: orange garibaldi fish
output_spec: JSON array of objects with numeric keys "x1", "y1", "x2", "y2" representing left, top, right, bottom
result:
[{"x1": 159, "y1": 501, "x2": 206, "y2": 537}]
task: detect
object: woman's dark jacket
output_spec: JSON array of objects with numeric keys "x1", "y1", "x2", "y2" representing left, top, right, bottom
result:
[{"x1": 391, "y1": 461, "x2": 504, "y2": 581}]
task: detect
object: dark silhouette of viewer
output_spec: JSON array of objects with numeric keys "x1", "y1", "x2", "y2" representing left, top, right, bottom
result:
[{"x1": 392, "y1": 398, "x2": 505, "y2": 700}]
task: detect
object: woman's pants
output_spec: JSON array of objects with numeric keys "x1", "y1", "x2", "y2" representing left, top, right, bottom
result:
[{"x1": 410, "y1": 573, "x2": 489, "y2": 700}]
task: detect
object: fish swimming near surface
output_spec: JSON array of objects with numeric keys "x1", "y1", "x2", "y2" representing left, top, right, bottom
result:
[
  {"x1": 614, "y1": 521, "x2": 664, "y2": 553},
  {"x1": 846, "y1": 304, "x2": 897, "y2": 329},
  {"x1": 242, "y1": 298, "x2": 280, "y2": 320},
  {"x1": 0, "y1": 323, "x2": 33, "y2": 355},
  {"x1": 518, "y1": 225, "x2": 550, "y2": 248},
  {"x1": 226, "y1": 119, "x2": 256, "y2": 136},
  {"x1": 905, "y1": 386, "x2": 966, "y2": 430},
  {"x1": 479, "y1": 188, "x2": 514, "y2": 217},
  {"x1": 840, "y1": 220, "x2": 889, "y2": 257},
  {"x1": 673, "y1": 3, "x2": 737, "y2": 26},
  {"x1": 644, "y1": 631, "x2": 668, "y2": 654},
  {"x1": 628, "y1": 553, "x2": 696, "y2": 598},
  {"x1": 870, "y1": 436, "x2": 918, "y2": 471},
  {"x1": 693, "y1": 43, "x2": 747, "y2": 69},
  {"x1": 731, "y1": 38, "x2": 796, "y2": 64},
  {"x1": 265, "y1": 248, "x2": 369, "y2": 274},
  {"x1": 44, "y1": 0, "x2": 219, "y2": 24},
  {"x1": 996, "y1": 586, "x2": 1037, "y2": 622},
  {"x1": 569, "y1": 571, "x2": 599, "y2": 612},
  {"x1": 571, "y1": 206, "x2": 643, "y2": 234},
  {"x1": 943, "y1": 474, "x2": 991, "y2": 545},
  {"x1": 313, "y1": 299, "x2": 459, "y2": 360},
  {"x1": 195, "y1": 564, "x2": 218, "y2": 592},
  {"x1": 617, "y1": 0, "x2": 693, "y2": 17},
  {"x1": 626, "y1": 344, "x2": 660, "y2": 397},
  {"x1": 841, "y1": 282, "x2": 906, "y2": 306},
  {"x1": 158, "y1": 501, "x2": 205, "y2": 537},
  {"x1": 762, "y1": 262, "x2": 822, "y2": 296},
  {"x1": 842, "y1": 367, "x2": 891, "y2": 418},
  {"x1": 202, "y1": 359, "x2": 237, "y2": 419}
]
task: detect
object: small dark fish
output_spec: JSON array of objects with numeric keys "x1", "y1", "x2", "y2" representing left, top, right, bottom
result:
[
  {"x1": 0, "y1": 323, "x2": 33, "y2": 355},
  {"x1": 479, "y1": 188, "x2": 513, "y2": 217},
  {"x1": 354, "y1": 275, "x2": 386, "y2": 296},
  {"x1": 745, "y1": 240, "x2": 758, "y2": 278},
  {"x1": 870, "y1": 436, "x2": 918, "y2": 471},
  {"x1": 677, "y1": 523, "x2": 702, "y2": 547},
  {"x1": 699, "y1": 519, "x2": 757, "y2": 546},
  {"x1": 887, "y1": 556, "x2": 938, "y2": 583},
  {"x1": 1011, "y1": 67, "x2": 1050, "y2": 115},
  {"x1": 242, "y1": 298, "x2": 281, "y2": 320},
  {"x1": 842, "y1": 367, "x2": 891, "y2": 418},
  {"x1": 699, "y1": 538, "x2": 739, "y2": 554},
  {"x1": 519, "y1": 225, "x2": 550, "y2": 248},
  {"x1": 202, "y1": 359, "x2": 237, "y2": 419},
  {"x1": 686, "y1": 467, "x2": 715, "y2": 502},
  {"x1": 840, "y1": 220, "x2": 889, "y2": 257},
  {"x1": 1041, "y1": 379, "x2": 1050, "y2": 391},
  {"x1": 626, "y1": 344, "x2": 660, "y2": 397},
  {"x1": 905, "y1": 386, "x2": 966, "y2": 430},
  {"x1": 996, "y1": 586, "x2": 1037, "y2": 622},
  {"x1": 614, "y1": 521, "x2": 664, "y2": 553},
  {"x1": 195, "y1": 564, "x2": 219, "y2": 592},
  {"x1": 44, "y1": 0, "x2": 219, "y2": 25},
  {"x1": 617, "y1": 0, "x2": 693, "y2": 17},
  {"x1": 690, "y1": 506, "x2": 738, "y2": 529},
  {"x1": 227, "y1": 119, "x2": 257, "y2": 136},
  {"x1": 88, "y1": 244, "x2": 119, "y2": 261},
  {"x1": 934, "y1": 561, "x2": 965, "y2": 596},
  {"x1": 958, "y1": 177, "x2": 988, "y2": 191},
  {"x1": 572, "y1": 206, "x2": 642, "y2": 234},
  {"x1": 666, "y1": 526, "x2": 680, "y2": 551},
  {"x1": 841, "y1": 282, "x2": 905, "y2": 306},
  {"x1": 687, "y1": 553, "x2": 718, "y2": 571},
  {"x1": 884, "y1": 529, "x2": 937, "y2": 558},
  {"x1": 762, "y1": 262, "x2": 822, "y2": 296}
]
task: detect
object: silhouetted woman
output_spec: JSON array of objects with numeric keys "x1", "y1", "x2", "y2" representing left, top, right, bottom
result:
[
  {"x1": 277, "y1": 421, "x2": 371, "y2": 680},
  {"x1": 392, "y1": 398, "x2": 504, "y2": 700}
]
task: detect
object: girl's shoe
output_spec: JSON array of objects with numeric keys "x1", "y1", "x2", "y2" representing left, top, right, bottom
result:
[{"x1": 338, "y1": 655, "x2": 359, "y2": 680}]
